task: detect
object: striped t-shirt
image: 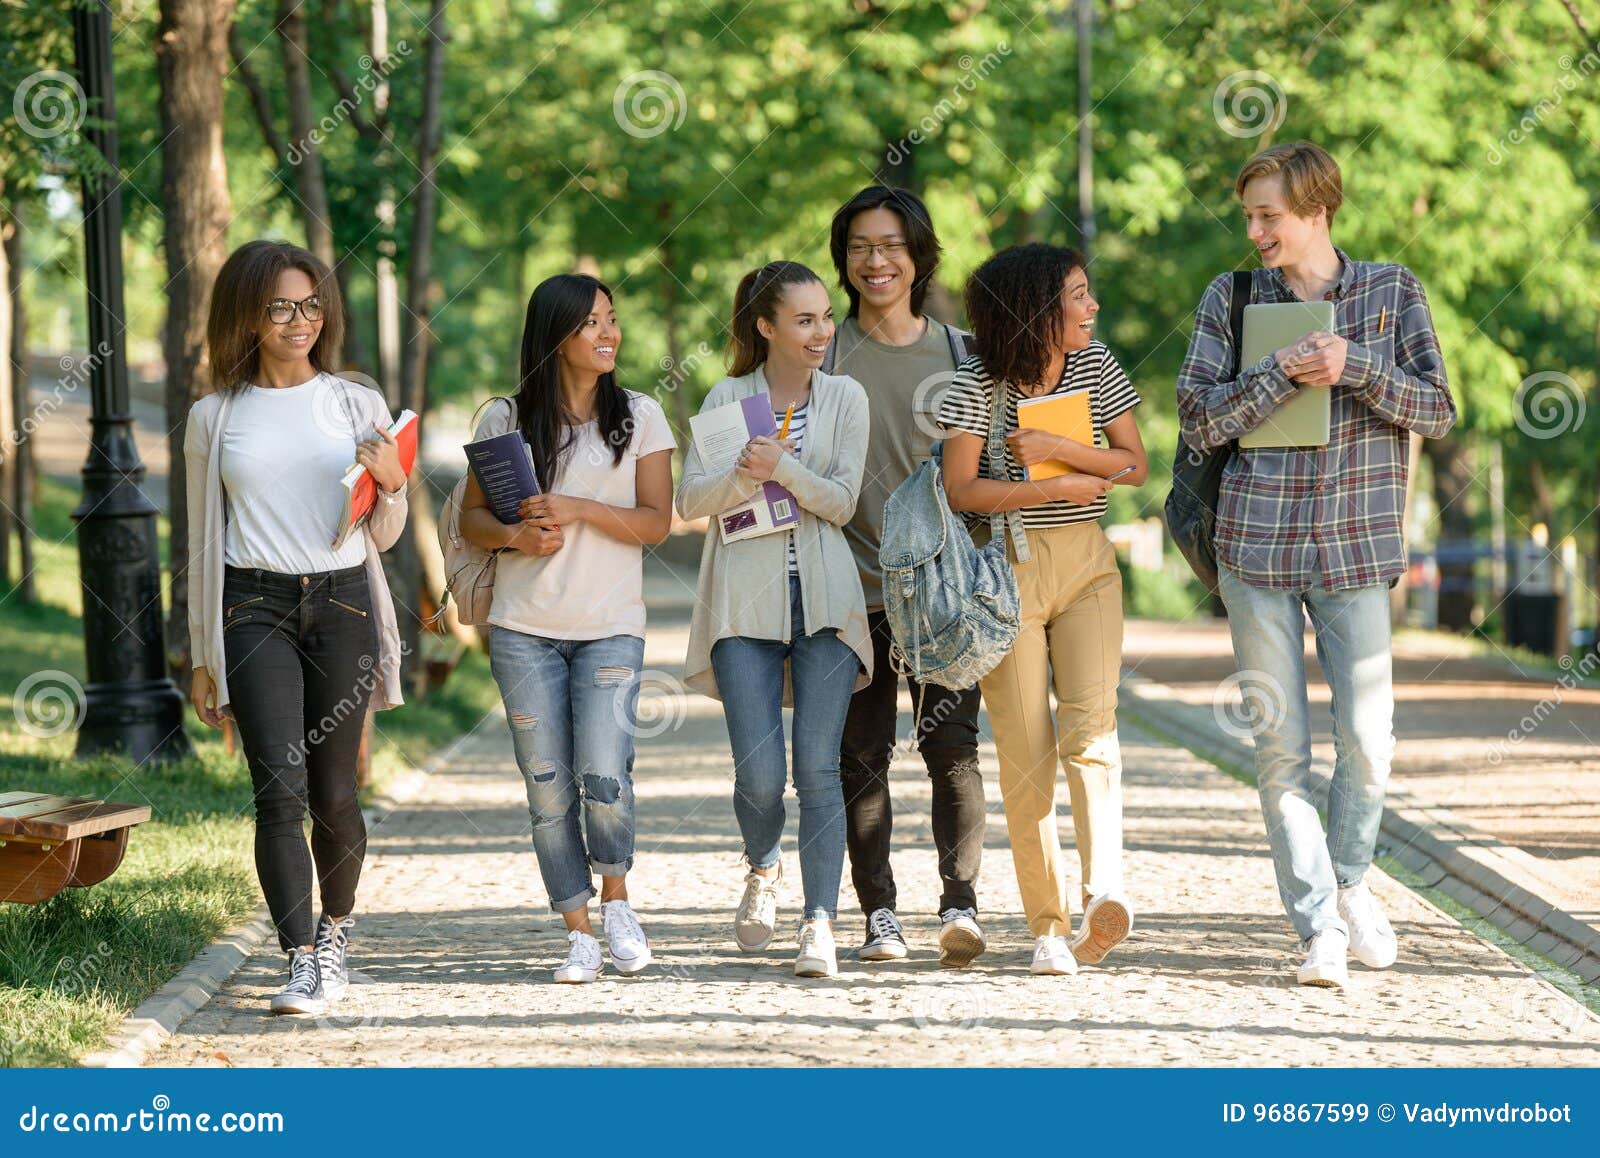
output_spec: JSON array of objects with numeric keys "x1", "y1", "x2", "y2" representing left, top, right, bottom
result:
[
  {"x1": 776, "y1": 403, "x2": 807, "y2": 572},
  {"x1": 937, "y1": 342, "x2": 1141, "y2": 529}
]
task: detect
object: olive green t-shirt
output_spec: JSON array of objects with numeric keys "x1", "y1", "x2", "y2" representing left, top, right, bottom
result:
[{"x1": 834, "y1": 315, "x2": 965, "y2": 610}]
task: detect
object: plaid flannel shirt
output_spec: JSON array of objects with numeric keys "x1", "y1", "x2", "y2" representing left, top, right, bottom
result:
[{"x1": 1175, "y1": 249, "x2": 1457, "y2": 591}]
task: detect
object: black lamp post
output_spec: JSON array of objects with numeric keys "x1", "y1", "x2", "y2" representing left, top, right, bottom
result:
[{"x1": 70, "y1": 0, "x2": 190, "y2": 763}]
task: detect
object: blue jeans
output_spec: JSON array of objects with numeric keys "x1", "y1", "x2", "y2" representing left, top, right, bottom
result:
[
  {"x1": 711, "y1": 575, "x2": 858, "y2": 921},
  {"x1": 1217, "y1": 564, "x2": 1395, "y2": 942},
  {"x1": 488, "y1": 627, "x2": 644, "y2": 913}
]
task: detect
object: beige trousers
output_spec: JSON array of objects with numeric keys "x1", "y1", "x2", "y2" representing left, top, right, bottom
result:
[{"x1": 978, "y1": 520, "x2": 1125, "y2": 937}]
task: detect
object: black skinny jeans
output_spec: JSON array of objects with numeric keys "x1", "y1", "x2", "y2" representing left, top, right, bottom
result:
[
  {"x1": 838, "y1": 610, "x2": 986, "y2": 916},
  {"x1": 222, "y1": 564, "x2": 377, "y2": 951}
]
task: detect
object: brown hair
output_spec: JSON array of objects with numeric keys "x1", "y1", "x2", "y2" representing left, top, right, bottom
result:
[
  {"x1": 965, "y1": 243, "x2": 1086, "y2": 389},
  {"x1": 726, "y1": 261, "x2": 825, "y2": 377},
  {"x1": 1235, "y1": 140, "x2": 1343, "y2": 227},
  {"x1": 206, "y1": 239, "x2": 345, "y2": 390}
]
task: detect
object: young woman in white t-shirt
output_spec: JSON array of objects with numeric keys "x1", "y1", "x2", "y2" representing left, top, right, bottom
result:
[
  {"x1": 184, "y1": 240, "x2": 409, "y2": 1017},
  {"x1": 459, "y1": 274, "x2": 676, "y2": 984}
]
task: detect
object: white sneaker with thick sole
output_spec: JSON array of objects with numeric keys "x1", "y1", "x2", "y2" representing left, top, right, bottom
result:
[
  {"x1": 1071, "y1": 894, "x2": 1133, "y2": 965},
  {"x1": 553, "y1": 929, "x2": 603, "y2": 984},
  {"x1": 1337, "y1": 881, "x2": 1397, "y2": 969},
  {"x1": 1296, "y1": 929, "x2": 1349, "y2": 989},
  {"x1": 794, "y1": 920, "x2": 838, "y2": 978},
  {"x1": 1030, "y1": 935, "x2": 1078, "y2": 976},
  {"x1": 937, "y1": 907, "x2": 985, "y2": 968},
  {"x1": 601, "y1": 899, "x2": 652, "y2": 975},
  {"x1": 735, "y1": 867, "x2": 780, "y2": 952}
]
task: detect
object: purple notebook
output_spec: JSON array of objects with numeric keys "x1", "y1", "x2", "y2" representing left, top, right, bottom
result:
[{"x1": 688, "y1": 391, "x2": 802, "y2": 544}]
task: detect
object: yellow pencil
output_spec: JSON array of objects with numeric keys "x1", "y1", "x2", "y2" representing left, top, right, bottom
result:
[
  {"x1": 778, "y1": 403, "x2": 795, "y2": 440},
  {"x1": 1378, "y1": 306, "x2": 1387, "y2": 334}
]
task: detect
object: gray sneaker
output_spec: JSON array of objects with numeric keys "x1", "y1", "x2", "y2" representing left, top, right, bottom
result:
[
  {"x1": 314, "y1": 914, "x2": 354, "y2": 1002},
  {"x1": 269, "y1": 947, "x2": 326, "y2": 1015},
  {"x1": 735, "y1": 866, "x2": 780, "y2": 952}
]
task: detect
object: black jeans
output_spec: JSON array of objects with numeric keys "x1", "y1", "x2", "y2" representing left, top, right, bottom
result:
[
  {"x1": 223, "y1": 564, "x2": 377, "y2": 951},
  {"x1": 839, "y1": 610, "x2": 985, "y2": 915}
]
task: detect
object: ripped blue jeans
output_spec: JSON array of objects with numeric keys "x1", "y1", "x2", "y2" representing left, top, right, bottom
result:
[{"x1": 488, "y1": 626, "x2": 644, "y2": 912}]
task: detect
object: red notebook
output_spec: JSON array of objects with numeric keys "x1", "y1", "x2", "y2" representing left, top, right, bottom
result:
[{"x1": 333, "y1": 409, "x2": 418, "y2": 548}]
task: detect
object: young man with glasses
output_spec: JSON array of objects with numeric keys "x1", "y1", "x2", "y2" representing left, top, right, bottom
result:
[{"x1": 825, "y1": 186, "x2": 988, "y2": 968}]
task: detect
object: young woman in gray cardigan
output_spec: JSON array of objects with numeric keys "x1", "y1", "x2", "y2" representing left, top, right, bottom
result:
[{"x1": 676, "y1": 262, "x2": 872, "y2": 979}]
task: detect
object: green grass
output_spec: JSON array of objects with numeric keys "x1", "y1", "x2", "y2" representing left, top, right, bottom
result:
[{"x1": 0, "y1": 477, "x2": 497, "y2": 1066}]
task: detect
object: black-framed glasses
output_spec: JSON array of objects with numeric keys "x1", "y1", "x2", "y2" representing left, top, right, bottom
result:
[
  {"x1": 845, "y1": 241, "x2": 909, "y2": 261},
  {"x1": 265, "y1": 295, "x2": 324, "y2": 325}
]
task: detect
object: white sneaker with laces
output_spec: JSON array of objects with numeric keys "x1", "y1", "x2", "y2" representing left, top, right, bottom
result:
[
  {"x1": 794, "y1": 920, "x2": 838, "y2": 978},
  {"x1": 735, "y1": 866, "x2": 780, "y2": 952},
  {"x1": 553, "y1": 929, "x2": 603, "y2": 984},
  {"x1": 601, "y1": 900, "x2": 652, "y2": 975},
  {"x1": 1336, "y1": 881, "x2": 1397, "y2": 969},
  {"x1": 937, "y1": 907, "x2": 985, "y2": 968},
  {"x1": 1297, "y1": 929, "x2": 1349, "y2": 989},
  {"x1": 1071, "y1": 894, "x2": 1133, "y2": 965},
  {"x1": 1030, "y1": 935, "x2": 1078, "y2": 975},
  {"x1": 313, "y1": 914, "x2": 354, "y2": 1003}
]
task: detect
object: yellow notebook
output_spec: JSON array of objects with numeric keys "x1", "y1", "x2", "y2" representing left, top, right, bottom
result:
[{"x1": 1016, "y1": 389, "x2": 1093, "y2": 481}]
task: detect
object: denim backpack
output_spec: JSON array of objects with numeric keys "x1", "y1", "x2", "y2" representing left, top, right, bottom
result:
[{"x1": 878, "y1": 379, "x2": 1026, "y2": 692}]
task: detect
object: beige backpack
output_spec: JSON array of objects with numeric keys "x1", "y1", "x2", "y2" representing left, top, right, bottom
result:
[{"x1": 434, "y1": 397, "x2": 515, "y2": 627}]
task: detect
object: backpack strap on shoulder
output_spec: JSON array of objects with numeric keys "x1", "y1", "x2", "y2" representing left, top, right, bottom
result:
[
  {"x1": 985, "y1": 380, "x2": 1031, "y2": 565},
  {"x1": 1228, "y1": 270, "x2": 1251, "y2": 379}
]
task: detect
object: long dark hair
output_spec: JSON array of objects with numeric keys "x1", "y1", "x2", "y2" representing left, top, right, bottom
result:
[
  {"x1": 207, "y1": 239, "x2": 345, "y2": 389},
  {"x1": 726, "y1": 261, "x2": 824, "y2": 377},
  {"x1": 515, "y1": 274, "x2": 632, "y2": 490},
  {"x1": 828, "y1": 185, "x2": 943, "y2": 319},
  {"x1": 964, "y1": 243, "x2": 1086, "y2": 388}
]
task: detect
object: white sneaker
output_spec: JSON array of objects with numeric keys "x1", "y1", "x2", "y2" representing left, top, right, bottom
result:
[
  {"x1": 1337, "y1": 880, "x2": 1398, "y2": 969},
  {"x1": 1296, "y1": 929, "x2": 1349, "y2": 989},
  {"x1": 601, "y1": 900, "x2": 652, "y2": 975},
  {"x1": 735, "y1": 866, "x2": 780, "y2": 952},
  {"x1": 937, "y1": 907, "x2": 986, "y2": 968},
  {"x1": 794, "y1": 920, "x2": 838, "y2": 978},
  {"x1": 1030, "y1": 935, "x2": 1078, "y2": 975},
  {"x1": 553, "y1": 929, "x2": 603, "y2": 984},
  {"x1": 1071, "y1": 894, "x2": 1133, "y2": 965}
]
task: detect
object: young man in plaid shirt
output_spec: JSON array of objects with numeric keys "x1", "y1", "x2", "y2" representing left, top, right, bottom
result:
[{"x1": 1175, "y1": 141, "x2": 1457, "y2": 989}]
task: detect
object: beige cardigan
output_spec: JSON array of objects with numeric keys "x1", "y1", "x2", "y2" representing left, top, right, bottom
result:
[
  {"x1": 183, "y1": 379, "x2": 409, "y2": 712},
  {"x1": 676, "y1": 366, "x2": 873, "y2": 703}
]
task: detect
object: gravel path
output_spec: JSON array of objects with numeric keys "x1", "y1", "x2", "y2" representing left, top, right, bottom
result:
[{"x1": 150, "y1": 621, "x2": 1600, "y2": 1068}]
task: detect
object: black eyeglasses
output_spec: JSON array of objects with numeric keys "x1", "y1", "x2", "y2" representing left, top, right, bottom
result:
[
  {"x1": 265, "y1": 295, "x2": 324, "y2": 324},
  {"x1": 845, "y1": 241, "x2": 909, "y2": 261}
]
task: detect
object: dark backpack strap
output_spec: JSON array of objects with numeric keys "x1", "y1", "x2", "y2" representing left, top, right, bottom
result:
[
  {"x1": 943, "y1": 323, "x2": 972, "y2": 365},
  {"x1": 1228, "y1": 270, "x2": 1251, "y2": 379}
]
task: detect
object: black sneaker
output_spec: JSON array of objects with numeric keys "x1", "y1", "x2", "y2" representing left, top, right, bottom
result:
[
  {"x1": 314, "y1": 914, "x2": 355, "y2": 1002},
  {"x1": 269, "y1": 946, "x2": 325, "y2": 1015},
  {"x1": 857, "y1": 907, "x2": 909, "y2": 962}
]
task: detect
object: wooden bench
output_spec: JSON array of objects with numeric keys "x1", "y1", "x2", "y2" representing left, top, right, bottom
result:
[{"x1": 0, "y1": 792, "x2": 152, "y2": 904}]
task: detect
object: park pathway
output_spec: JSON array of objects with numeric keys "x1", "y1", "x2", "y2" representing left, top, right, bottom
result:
[{"x1": 149, "y1": 613, "x2": 1600, "y2": 1067}]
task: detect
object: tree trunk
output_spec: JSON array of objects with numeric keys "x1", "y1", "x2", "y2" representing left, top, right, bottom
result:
[
  {"x1": 385, "y1": 0, "x2": 449, "y2": 698},
  {"x1": 4, "y1": 208, "x2": 32, "y2": 601},
  {"x1": 158, "y1": 0, "x2": 237, "y2": 684},
  {"x1": 0, "y1": 195, "x2": 13, "y2": 589},
  {"x1": 1423, "y1": 435, "x2": 1478, "y2": 632},
  {"x1": 656, "y1": 228, "x2": 692, "y2": 441}
]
